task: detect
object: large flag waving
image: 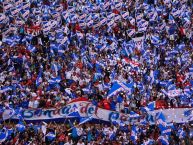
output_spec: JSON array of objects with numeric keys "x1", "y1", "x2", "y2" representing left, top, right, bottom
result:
[{"x1": 107, "y1": 81, "x2": 133, "y2": 98}]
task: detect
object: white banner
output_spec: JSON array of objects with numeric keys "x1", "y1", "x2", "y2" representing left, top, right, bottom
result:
[{"x1": 9, "y1": 101, "x2": 193, "y2": 123}]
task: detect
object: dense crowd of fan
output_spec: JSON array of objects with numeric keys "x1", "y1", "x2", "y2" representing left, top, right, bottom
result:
[
  {"x1": 0, "y1": 0, "x2": 193, "y2": 144},
  {"x1": 0, "y1": 121, "x2": 192, "y2": 145}
]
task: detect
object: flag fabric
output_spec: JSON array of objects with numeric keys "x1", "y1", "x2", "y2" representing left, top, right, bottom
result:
[
  {"x1": 177, "y1": 128, "x2": 186, "y2": 139},
  {"x1": 107, "y1": 81, "x2": 133, "y2": 98},
  {"x1": 36, "y1": 67, "x2": 43, "y2": 87},
  {"x1": 109, "y1": 131, "x2": 116, "y2": 140},
  {"x1": 68, "y1": 105, "x2": 81, "y2": 118},
  {"x1": 78, "y1": 116, "x2": 93, "y2": 125},
  {"x1": 156, "y1": 112, "x2": 171, "y2": 135},
  {"x1": 129, "y1": 111, "x2": 140, "y2": 118},
  {"x1": 46, "y1": 132, "x2": 56, "y2": 141},
  {"x1": 142, "y1": 101, "x2": 156, "y2": 112},
  {"x1": 16, "y1": 121, "x2": 26, "y2": 132},
  {"x1": 14, "y1": 107, "x2": 23, "y2": 121},
  {"x1": 130, "y1": 125, "x2": 138, "y2": 142},
  {"x1": 0, "y1": 128, "x2": 7, "y2": 143},
  {"x1": 132, "y1": 36, "x2": 144, "y2": 50},
  {"x1": 121, "y1": 11, "x2": 129, "y2": 19},
  {"x1": 2, "y1": 107, "x2": 15, "y2": 120},
  {"x1": 157, "y1": 135, "x2": 169, "y2": 145}
]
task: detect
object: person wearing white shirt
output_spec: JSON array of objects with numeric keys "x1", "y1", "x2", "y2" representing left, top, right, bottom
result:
[
  {"x1": 65, "y1": 71, "x2": 72, "y2": 80},
  {"x1": 33, "y1": 99, "x2": 39, "y2": 108},
  {"x1": 77, "y1": 140, "x2": 85, "y2": 145},
  {"x1": 28, "y1": 100, "x2": 34, "y2": 108}
]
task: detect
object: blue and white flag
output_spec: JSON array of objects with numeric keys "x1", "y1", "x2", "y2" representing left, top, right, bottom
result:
[
  {"x1": 68, "y1": 6, "x2": 75, "y2": 13},
  {"x1": 0, "y1": 86, "x2": 13, "y2": 93},
  {"x1": 55, "y1": 5, "x2": 63, "y2": 12},
  {"x1": 130, "y1": 125, "x2": 138, "y2": 142},
  {"x1": 0, "y1": 128, "x2": 7, "y2": 143},
  {"x1": 132, "y1": 36, "x2": 144, "y2": 50},
  {"x1": 15, "y1": 0, "x2": 23, "y2": 5},
  {"x1": 36, "y1": 67, "x2": 43, "y2": 87},
  {"x1": 16, "y1": 121, "x2": 26, "y2": 132},
  {"x1": 22, "y1": 2, "x2": 30, "y2": 10},
  {"x1": 114, "y1": 14, "x2": 121, "y2": 22},
  {"x1": 3, "y1": 3, "x2": 13, "y2": 12},
  {"x1": 0, "y1": 14, "x2": 6, "y2": 24},
  {"x1": 107, "y1": 82, "x2": 133, "y2": 98},
  {"x1": 151, "y1": 35, "x2": 160, "y2": 45},
  {"x1": 127, "y1": 29, "x2": 136, "y2": 37},
  {"x1": 156, "y1": 112, "x2": 167, "y2": 128},
  {"x1": 100, "y1": 17, "x2": 107, "y2": 25},
  {"x1": 20, "y1": 10, "x2": 30, "y2": 20},
  {"x1": 156, "y1": 112, "x2": 171, "y2": 135},
  {"x1": 2, "y1": 107, "x2": 15, "y2": 120},
  {"x1": 114, "y1": 2, "x2": 122, "y2": 10},
  {"x1": 79, "y1": 13, "x2": 87, "y2": 21},
  {"x1": 157, "y1": 135, "x2": 169, "y2": 145},
  {"x1": 168, "y1": 14, "x2": 175, "y2": 24},
  {"x1": 189, "y1": 65, "x2": 193, "y2": 75},
  {"x1": 142, "y1": 101, "x2": 156, "y2": 112},
  {"x1": 183, "y1": 109, "x2": 193, "y2": 120},
  {"x1": 101, "y1": 2, "x2": 109, "y2": 10},
  {"x1": 79, "y1": 116, "x2": 93, "y2": 125},
  {"x1": 46, "y1": 132, "x2": 56, "y2": 141},
  {"x1": 48, "y1": 76, "x2": 61, "y2": 87},
  {"x1": 121, "y1": 11, "x2": 129, "y2": 19},
  {"x1": 11, "y1": 7, "x2": 20, "y2": 16},
  {"x1": 129, "y1": 111, "x2": 140, "y2": 118},
  {"x1": 68, "y1": 104, "x2": 81, "y2": 118},
  {"x1": 138, "y1": 20, "x2": 149, "y2": 32},
  {"x1": 109, "y1": 131, "x2": 116, "y2": 141},
  {"x1": 69, "y1": 14, "x2": 78, "y2": 23},
  {"x1": 107, "y1": 12, "x2": 115, "y2": 20},
  {"x1": 177, "y1": 128, "x2": 186, "y2": 139},
  {"x1": 14, "y1": 107, "x2": 24, "y2": 121},
  {"x1": 27, "y1": 45, "x2": 36, "y2": 54}
]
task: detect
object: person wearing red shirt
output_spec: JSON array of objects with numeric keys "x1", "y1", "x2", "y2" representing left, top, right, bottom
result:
[
  {"x1": 74, "y1": 22, "x2": 82, "y2": 33},
  {"x1": 103, "y1": 99, "x2": 111, "y2": 110}
]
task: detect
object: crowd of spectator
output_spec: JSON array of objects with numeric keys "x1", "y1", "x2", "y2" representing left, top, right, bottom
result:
[
  {"x1": 0, "y1": 121, "x2": 193, "y2": 145},
  {"x1": 0, "y1": 0, "x2": 192, "y2": 144}
]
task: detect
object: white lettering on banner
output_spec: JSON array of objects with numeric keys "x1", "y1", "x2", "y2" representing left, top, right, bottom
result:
[{"x1": 8, "y1": 101, "x2": 193, "y2": 123}]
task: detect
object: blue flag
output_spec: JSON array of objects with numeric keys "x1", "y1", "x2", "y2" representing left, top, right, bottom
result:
[
  {"x1": 0, "y1": 128, "x2": 7, "y2": 143},
  {"x1": 142, "y1": 101, "x2": 156, "y2": 112},
  {"x1": 130, "y1": 125, "x2": 138, "y2": 142},
  {"x1": 36, "y1": 67, "x2": 43, "y2": 87},
  {"x1": 68, "y1": 105, "x2": 81, "y2": 118},
  {"x1": 79, "y1": 116, "x2": 93, "y2": 125},
  {"x1": 158, "y1": 135, "x2": 169, "y2": 145},
  {"x1": 46, "y1": 132, "x2": 56, "y2": 141},
  {"x1": 16, "y1": 121, "x2": 26, "y2": 132}
]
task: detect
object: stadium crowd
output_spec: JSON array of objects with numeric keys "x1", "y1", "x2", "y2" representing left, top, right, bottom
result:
[
  {"x1": 0, "y1": 121, "x2": 192, "y2": 145},
  {"x1": 0, "y1": 0, "x2": 193, "y2": 144}
]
